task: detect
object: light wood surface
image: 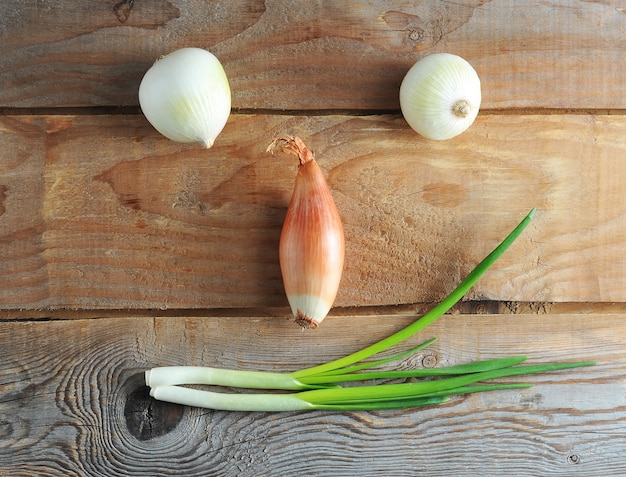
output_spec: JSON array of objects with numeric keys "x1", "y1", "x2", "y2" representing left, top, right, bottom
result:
[
  {"x1": 0, "y1": 312, "x2": 621, "y2": 477},
  {"x1": 0, "y1": 0, "x2": 624, "y2": 109},
  {"x1": 2, "y1": 114, "x2": 625, "y2": 309},
  {"x1": 1, "y1": 1, "x2": 625, "y2": 476}
]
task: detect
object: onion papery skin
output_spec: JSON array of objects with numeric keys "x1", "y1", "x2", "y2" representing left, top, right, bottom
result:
[
  {"x1": 276, "y1": 138, "x2": 345, "y2": 329},
  {"x1": 399, "y1": 53, "x2": 481, "y2": 140},
  {"x1": 138, "y1": 47, "x2": 231, "y2": 148}
]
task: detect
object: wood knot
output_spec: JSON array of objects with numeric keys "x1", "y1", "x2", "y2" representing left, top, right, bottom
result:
[
  {"x1": 114, "y1": 0, "x2": 134, "y2": 23},
  {"x1": 0, "y1": 185, "x2": 7, "y2": 216},
  {"x1": 124, "y1": 384, "x2": 183, "y2": 441}
]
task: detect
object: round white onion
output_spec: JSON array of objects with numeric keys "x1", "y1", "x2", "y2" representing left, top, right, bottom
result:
[
  {"x1": 139, "y1": 47, "x2": 231, "y2": 148},
  {"x1": 399, "y1": 53, "x2": 481, "y2": 140}
]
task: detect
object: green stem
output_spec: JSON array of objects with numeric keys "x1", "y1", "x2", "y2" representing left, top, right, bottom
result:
[
  {"x1": 314, "y1": 395, "x2": 450, "y2": 411},
  {"x1": 297, "y1": 361, "x2": 594, "y2": 405},
  {"x1": 297, "y1": 356, "x2": 528, "y2": 385},
  {"x1": 416, "y1": 383, "x2": 533, "y2": 398},
  {"x1": 149, "y1": 363, "x2": 593, "y2": 412},
  {"x1": 292, "y1": 208, "x2": 536, "y2": 380},
  {"x1": 316, "y1": 338, "x2": 438, "y2": 377}
]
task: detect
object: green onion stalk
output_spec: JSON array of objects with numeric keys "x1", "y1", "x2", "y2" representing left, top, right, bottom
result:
[{"x1": 146, "y1": 209, "x2": 595, "y2": 411}]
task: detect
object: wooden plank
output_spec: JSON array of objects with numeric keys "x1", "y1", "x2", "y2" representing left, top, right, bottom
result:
[
  {"x1": 0, "y1": 0, "x2": 624, "y2": 109},
  {"x1": 0, "y1": 312, "x2": 622, "y2": 476},
  {"x1": 2, "y1": 113, "x2": 626, "y2": 310}
]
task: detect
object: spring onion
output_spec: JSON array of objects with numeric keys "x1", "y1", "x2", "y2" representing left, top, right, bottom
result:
[{"x1": 146, "y1": 209, "x2": 596, "y2": 411}]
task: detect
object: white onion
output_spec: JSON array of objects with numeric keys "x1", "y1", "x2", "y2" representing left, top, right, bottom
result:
[
  {"x1": 139, "y1": 47, "x2": 231, "y2": 148},
  {"x1": 400, "y1": 53, "x2": 481, "y2": 140}
]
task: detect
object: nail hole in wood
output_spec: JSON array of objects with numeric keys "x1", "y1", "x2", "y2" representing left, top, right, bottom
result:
[
  {"x1": 422, "y1": 355, "x2": 438, "y2": 368},
  {"x1": 568, "y1": 454, "x2": 581, "y2": 465}
]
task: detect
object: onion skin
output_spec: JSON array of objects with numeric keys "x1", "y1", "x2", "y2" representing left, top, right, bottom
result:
[
  {"x1": 138, "y1": 47, "x2": 231, "y2": 148},
  {"x1": 399, "y1": 53, "x2": 481, "y2": 140},
  {"x1": 268, "y1": 137, "x2": 345, "y2": 329}
]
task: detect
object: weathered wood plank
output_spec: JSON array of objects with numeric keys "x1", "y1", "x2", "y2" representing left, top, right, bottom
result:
[
  {"x1": 2, "y1": 113, "x2": 626, "y2": 310},
  {"x1": 0, "y1": 312, "x2": 622, "y2": 476},
  {"x1": 0, "y1": 0, "x2": 624, "y2": 109}
]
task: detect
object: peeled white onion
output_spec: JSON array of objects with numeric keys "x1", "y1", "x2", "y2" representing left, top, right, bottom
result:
[
  {"x1": 399, "y1": 53, "x2": 481, "y2": 140},
  {"x1": 139, "y1": 47, "x2": 231, "y2": 148}
]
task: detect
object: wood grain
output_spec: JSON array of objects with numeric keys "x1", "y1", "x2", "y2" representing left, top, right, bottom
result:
[
  {"x1": 1, "y1": 1, "x2": 624, "y2": 475},
  {"x1": 2, "y1": 113, "x2": 625, "y2": 310},
  {"x1": 0, "y1": 0, "x2": 624, "y2": 109},
  {"x1": 0, "y1": 312, "x2": 622, "y2": 476}
]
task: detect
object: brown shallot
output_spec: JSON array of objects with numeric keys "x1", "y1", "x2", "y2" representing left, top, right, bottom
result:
[{"x1": 268, "y1": 137, "x2": 345, "y2": 329}]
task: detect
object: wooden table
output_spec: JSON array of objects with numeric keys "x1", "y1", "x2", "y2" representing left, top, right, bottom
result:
[{"x1": 1, "y1": 1, "x2": 624, "y2": 475}]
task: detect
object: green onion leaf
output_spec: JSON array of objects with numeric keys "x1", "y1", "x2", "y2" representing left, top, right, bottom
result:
[
  {"x1": 297, "y1": 361, "x2": 595, "y2": 405},
  {"x1": 315, "y1": 338, "x2": 438, "y2": 377},
  {"x1": 298, "y1": 356, "x2": 528, "y2": 385},
  {"x1": 292, "y1": 208, "x2": 536, "y2": 380}
]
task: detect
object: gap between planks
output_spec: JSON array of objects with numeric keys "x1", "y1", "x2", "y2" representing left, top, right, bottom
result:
[
  {"x1": 1, "y1": 107, "x2": 626, "y2": 117},
  {"x1": 2, "y1": 301, "x2": 625, "y2": 322}
]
